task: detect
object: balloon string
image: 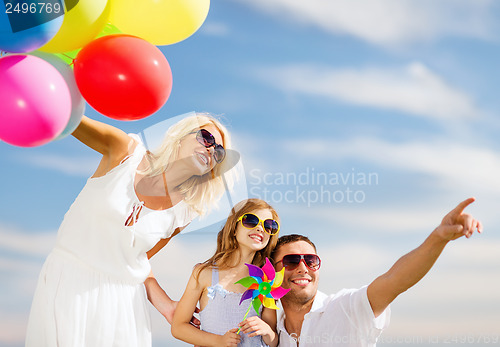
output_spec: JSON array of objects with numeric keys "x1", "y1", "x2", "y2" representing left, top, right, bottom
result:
[
  {"x1": 60, "y1": 52, "x2": 76, "y2": 65},
  {"x1": 236, "y1": 304, "x2": 252, "y2": 335}
]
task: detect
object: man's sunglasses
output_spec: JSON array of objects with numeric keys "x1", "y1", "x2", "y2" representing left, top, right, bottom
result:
[
  {"x1": 237, "y1": 213, "x2": 280, "y2": 235},
  {"x1": 276, "y1": 254, "x2": 321, "y2": 271},
  {"x1": 193, "y1": 129, "x2": 226, "y2": 164}
]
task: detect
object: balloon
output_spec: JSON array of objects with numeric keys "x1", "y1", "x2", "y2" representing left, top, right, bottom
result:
[
  {"x1": 109, "y1": 0, "x2": 210, "y2": 45},
  {"x1": 30, "y1": 51, "x2": 85, "y2": 139},
  {"x1": 0, "y1": 55, "x2": 71, "y2": 147},
  {"x1": 74, "y1": 35, "x2": 172, "y2": 121},
  {"x1": 40, "y1": 0, "x2": 110, "y2": 53},
  {"x1": 53, "y1": 23, "x2": 122, "y2": 66},
  {"x1": 0, "y1": 1, "x2": 63, "y2": 53}
]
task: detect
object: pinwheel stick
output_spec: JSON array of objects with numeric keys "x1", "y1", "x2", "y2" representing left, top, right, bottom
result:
[{"x1": 236, "y1": 304, "x2": 252, "y2": 334}]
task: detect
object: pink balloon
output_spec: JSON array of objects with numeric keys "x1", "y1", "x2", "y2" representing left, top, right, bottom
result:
[{"x1": 0, "y1": 55, "x2": 71, "y2": 147}]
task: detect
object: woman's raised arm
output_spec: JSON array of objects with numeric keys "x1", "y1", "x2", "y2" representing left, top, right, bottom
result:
[
  {"x1": 72, "y1": 116, "x2": 132, "y2": 155},
  {"x1": 72, "y1": 116, "x2": 135, "y2": 177}
]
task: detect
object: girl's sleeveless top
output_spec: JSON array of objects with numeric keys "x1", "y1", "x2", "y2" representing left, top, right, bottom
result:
[{"x1": 200, "y1": 267, "x2": 268, "y2": 347}]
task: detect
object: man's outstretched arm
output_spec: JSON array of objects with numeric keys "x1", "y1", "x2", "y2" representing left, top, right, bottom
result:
[{"x1": 367, "y1": 197, "x2": 483, "y2": 317}]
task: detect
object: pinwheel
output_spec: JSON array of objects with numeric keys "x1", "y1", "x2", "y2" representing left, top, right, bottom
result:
[{"x1": 235, "y1": 258, "x2": 290, "y2": 333}]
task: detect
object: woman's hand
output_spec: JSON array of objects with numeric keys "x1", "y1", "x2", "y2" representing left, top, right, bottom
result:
[
  {"x1": 155, "y1": 297, "x2": 200, "y2": 327},
  {"x1": 145, "y1": 258, "x2": 200, "y2": 327}
]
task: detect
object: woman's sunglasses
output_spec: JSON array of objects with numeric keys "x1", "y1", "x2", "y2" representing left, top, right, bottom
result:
[
  {"x1": 194, "y1": 129, "x2": 226, "y2": 164},
  {"x1": 237, "y1": 213, "x2": 280, "y2": 235},
  {"x1": 276, "y1": 254, "x2": 321, "y2": 271}
]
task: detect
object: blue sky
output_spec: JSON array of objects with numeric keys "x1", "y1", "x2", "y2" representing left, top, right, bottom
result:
[{"x1": 1, "y1": 0, "x2": 500, "y2": 346}]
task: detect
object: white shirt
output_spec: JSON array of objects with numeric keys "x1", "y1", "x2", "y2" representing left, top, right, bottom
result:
[{"x1": 276, "y1": 286, "x2": 390, "y2": 347}]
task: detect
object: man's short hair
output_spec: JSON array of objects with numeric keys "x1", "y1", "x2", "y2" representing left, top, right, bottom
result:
[{"x1": 271, "y1": 234, "x2": 317, "y2": 264}]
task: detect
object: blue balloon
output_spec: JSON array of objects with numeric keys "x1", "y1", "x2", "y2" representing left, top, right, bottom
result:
[{"x1": 0, "y1": 1, "x2": 64, "y2": 53}]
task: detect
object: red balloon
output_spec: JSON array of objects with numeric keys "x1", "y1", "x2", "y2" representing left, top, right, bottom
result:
[{"x1": 74, "y1": 34, "x2": 172, "y2": 120}]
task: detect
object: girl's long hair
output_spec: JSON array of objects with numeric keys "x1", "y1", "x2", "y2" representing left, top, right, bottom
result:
[
  {"x1": 141, "y1": 112, "x2": 233, "y2": 215},
  {"x1": 196, "y1": 199, "x2": 280, "y2": 278}
]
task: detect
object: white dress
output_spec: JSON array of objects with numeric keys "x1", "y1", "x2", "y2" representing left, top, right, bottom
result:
[{"x1": 26, "y1": 135, "x2": 197, "y2": 347}]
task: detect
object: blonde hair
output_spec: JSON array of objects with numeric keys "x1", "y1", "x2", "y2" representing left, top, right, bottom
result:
[
  {"x1": 142, "y1": 112, "x2": 233, "y2": 215},
  {"x1": 196, "y1": 199, "x2": 280, "y2": 278}
]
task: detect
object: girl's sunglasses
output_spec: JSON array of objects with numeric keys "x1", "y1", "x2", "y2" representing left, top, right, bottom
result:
[
  {"x1": 237, "y1": 213, "x2": 280, "y2": 235},
  {"x1": 276, "y1": 254, "x2": 321, "y2": 271},
  {"x1": 194, "y1": 129, "x2": 226, "y2": 164}
]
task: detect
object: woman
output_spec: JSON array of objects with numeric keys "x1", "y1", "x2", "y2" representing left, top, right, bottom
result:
[{"x1": 25, "y1": 112, "x2": 232, "y2": 347}]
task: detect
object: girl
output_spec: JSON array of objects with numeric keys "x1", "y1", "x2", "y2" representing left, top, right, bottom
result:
[
  {"x1": 26, "y1": 112, "x2": 233, "y2": 347},
  {"x1": 172, "y1": 198, "x2": 280, "y2": 347}
]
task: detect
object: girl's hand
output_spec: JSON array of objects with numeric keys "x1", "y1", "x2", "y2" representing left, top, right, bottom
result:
[
  {"x1": 238, "y1": 316, "x2": 276, "y2": 341},
  {"x1": 218, "y1": 328, "x2": 241, "y2": 347}
]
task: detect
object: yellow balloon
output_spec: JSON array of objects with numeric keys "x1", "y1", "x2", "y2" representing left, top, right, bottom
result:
[
  {"x1": 40, "y1": 0, "x2": 110, "y2": 53},
  {"x1": 51, "y1": 24, "x2": 122, "y2": 66},
  {"x1": 109, "y1": 0, "x2": 210, "y2": 45}
]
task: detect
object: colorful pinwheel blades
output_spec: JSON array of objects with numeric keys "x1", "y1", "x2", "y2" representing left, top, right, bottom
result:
[{"x1": 235, "y1": 257, "x2": 291, "y2": 315}]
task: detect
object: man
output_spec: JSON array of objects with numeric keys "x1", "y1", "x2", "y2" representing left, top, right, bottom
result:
[{"x1": 271, "y1": 198, "x2": 482, "y2": 346}]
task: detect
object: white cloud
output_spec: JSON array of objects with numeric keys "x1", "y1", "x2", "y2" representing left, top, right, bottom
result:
[
  {"x1": 18, "y1": 153, "x2": 98, "y2": 177},
  {"x1": 255, "y1": 63, "x2": 480, "y2": 120},
  {"x1": 239, "y1": 131, "x2": 499, "y2": 239},
  {"x1": 281, "y1": 136, "x2": 500, "y2": 194},
  {"x1": 236, "y1": 0, "x2": 495, "y2": 46},
  {"x1": 285, "y1": 204, "x2": 442, "y2": 235},
  {"x1": 0, "y1": 227, "x2": 56, "y2": 257},
  {"x1": 0, "y1": 313, "x2": 29, "y2": 345},
  {"x1": 201, "y1": 22, "x2": 230, "y2": 37},
  {"x1": 317, "y1": 240, "x2": 500, "y2": 336},
  {"x1": 0, "y1": 226, "x2": 56, "y2": 345},
  {"x1": 386, "y1": 240, "x2": 500, "y2": 335}
]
